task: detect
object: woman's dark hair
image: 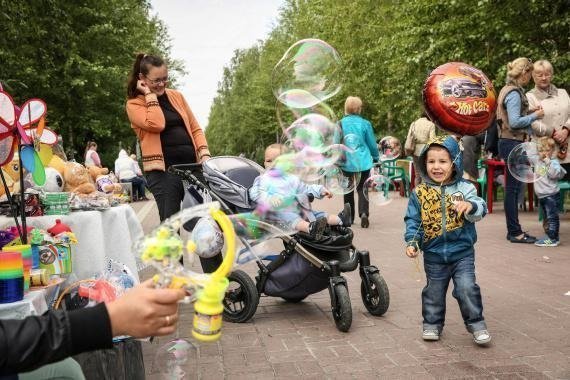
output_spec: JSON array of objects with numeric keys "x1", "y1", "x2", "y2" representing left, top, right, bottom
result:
[{"x1": 127, "y1": 53, "x2": 165, "y2": 98}]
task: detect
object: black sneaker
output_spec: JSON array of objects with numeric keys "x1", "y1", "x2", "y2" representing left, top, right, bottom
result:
[
  {"x1": 308, "y1": 217, "x2": 327, "y2": 238},
  {"x1": 361, "y1": 214, "x2": 369, "y2": 228},
  {"x1": 338, "y1": 203, "x2": 352, "y2": 227},
  {"x1": 507, "y1": 232, "x2": 536, "y2": 244}
]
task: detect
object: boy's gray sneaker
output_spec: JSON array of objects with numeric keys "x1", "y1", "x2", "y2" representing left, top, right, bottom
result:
[
  {"x1": 473, "y1": 330, "x2": 491, "y2": 345},
  {"x1": 308, "y1": 217, "x2": 327, "y2": 238},
  {"x1": 422, "y1": 329, "x2": 440, "y2": 341}
]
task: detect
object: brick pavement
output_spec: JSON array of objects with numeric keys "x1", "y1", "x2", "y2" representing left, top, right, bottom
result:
[{"x1": 131, "y1": 194, "x2": 570, "y2": 379}]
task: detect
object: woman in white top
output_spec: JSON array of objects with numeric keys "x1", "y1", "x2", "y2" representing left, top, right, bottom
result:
[
  {"x1": 84, "y1": 141, "x2": 102, "y2": 168},
  {"x1": 115, "y1": 149, "x2": 148, "y2": 201},
  {"x1": 528, "y1": 59, "x2": 570, "y2": 180}
]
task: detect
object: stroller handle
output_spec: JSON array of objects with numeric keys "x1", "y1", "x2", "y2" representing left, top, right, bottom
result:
[{"x1": 169, "y1": 164, "x2": 204, "y2": 186}]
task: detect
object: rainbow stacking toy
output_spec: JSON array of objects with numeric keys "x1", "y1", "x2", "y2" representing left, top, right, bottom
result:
[
  {"x1": 0, "y1": 252, "x2": 25, "y2": 303},
  {"x1": 3, "y1": 245, "x2": 32, "y2": 291}
]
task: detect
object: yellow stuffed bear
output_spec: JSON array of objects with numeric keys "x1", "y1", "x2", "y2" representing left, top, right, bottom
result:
[
  {"x1": 88, "y1": 166, "x2": 122, "y2": 194},
  {"x1": 63, "y1": 162, "x2": 96, "y2": 194}
]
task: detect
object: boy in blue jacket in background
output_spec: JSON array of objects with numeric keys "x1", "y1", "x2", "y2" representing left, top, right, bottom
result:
[{"x1": 404, "y1": 135, "x2": 491, "y2": 345}]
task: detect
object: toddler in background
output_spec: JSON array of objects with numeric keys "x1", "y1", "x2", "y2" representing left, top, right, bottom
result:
[
  {"x1": 534, "y1": 136, "x2": 567, "y2": 247},
  {"x1": 249, "y1": 144, "x2": 351, "y2": 238}
]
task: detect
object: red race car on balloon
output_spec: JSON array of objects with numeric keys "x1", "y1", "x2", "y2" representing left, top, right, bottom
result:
[{"x1": 423, "y1": 62, "x2": 497, "y2": 137}]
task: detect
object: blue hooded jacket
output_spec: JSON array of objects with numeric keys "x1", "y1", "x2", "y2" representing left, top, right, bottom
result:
[
  {"x1": 404, "y1": 136, "x2": 487, "y2": 264},
  {"x1": 339, "y1": 114, "x2": 379, "y2": 172}
]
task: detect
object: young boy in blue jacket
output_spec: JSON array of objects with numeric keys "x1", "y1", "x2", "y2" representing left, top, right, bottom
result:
[{"x1": 404, "y1": 135, "x2": 491, "y2": 345}]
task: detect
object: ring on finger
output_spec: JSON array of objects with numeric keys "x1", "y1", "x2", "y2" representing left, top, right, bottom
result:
[{"x1": 165, "y1": 315, "x2": 171, "y2": 326}]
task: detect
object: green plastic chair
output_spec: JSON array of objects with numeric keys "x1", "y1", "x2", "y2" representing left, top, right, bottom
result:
[
  {"x1": 379, "y1": 160, "x2": 410, "y2": 197},
  {"x1": 476, "y1": 159, "x2": 487, "y2": 201}
]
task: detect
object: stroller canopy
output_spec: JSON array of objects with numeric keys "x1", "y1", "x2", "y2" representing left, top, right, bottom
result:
[{"x1": 203, "y1": 156, "x2": 263, "y2": 210}]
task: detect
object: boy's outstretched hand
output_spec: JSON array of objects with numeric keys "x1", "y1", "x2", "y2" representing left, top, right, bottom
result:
[
  {"x1": 453, "y1": 200, "x2": 473, "y2": 215},
  {"x1": 406, "y1": 246, "x2": 419, "y2": 258},
  {"x1": 321, "y1": 188, "x2": 333, "y2": 198}
]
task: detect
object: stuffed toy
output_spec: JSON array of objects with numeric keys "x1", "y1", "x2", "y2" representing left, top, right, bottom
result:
[
  {"x1": 63, "y1": 162, "x2": 96, "y2": 194},
  {"x1": 1, "y1": 154, "x2": 20, "y2": 196},
  {"x1": 41, "y1": 167, "x2": 65, "y2": 192},
  {"x1": 88, "y1": 166, "x2": 122, "y2": 194},
  {"x1": 48, "y1": 155, "x2": 66, "y2": 177}
]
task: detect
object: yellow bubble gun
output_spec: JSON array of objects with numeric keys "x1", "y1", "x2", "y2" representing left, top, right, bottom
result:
[{"x1": 189, "y1": 206, "x2": 236, "y2": 342}]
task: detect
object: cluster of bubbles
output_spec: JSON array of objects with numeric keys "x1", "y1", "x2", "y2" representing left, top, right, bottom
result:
[
  {"x1": 364, "y1": 167, "x2": 396, "y2": 207},
  {"x1": 271, "y1": 39, "x2": 346, "y2": 187},
  {"x1": 507, "y1": 141, "x2": 548, "y2": 183}
]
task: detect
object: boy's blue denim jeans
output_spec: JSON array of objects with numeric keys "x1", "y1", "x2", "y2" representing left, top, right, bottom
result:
[
  {"x1": 422, "y1": 255, "x2": 487, "y2": 333},
  {"x1": 539, "y1": 192, "x2": 560, "y2": 240}
]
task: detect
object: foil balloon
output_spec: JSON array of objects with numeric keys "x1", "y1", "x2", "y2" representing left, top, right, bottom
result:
[{"x1": 423, "y1": 62, "x2": 496, "y2": 136}]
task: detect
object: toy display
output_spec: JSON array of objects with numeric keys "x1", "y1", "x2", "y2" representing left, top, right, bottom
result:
[
  {"x1": 63, "y1": 162, "x2": 96, "y2": 195},
  {"x1": 0, "y1": 251, "x2": 24, "y2": 303},
  {"x1": 88, "y1": 166, "x2": 122, "y2": 194}
]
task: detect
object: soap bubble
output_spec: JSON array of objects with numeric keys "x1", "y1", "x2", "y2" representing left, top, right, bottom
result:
[
  {"x1": 272, "y1": 39, "x2": 342, "y2": 108},
  {"x1": 363, "y1": 175, "x2": 394, "y2": 206},
  {"x1": 507, "y1": 142, "x2": 547, "y2": 183},
  {"x1": 313, "y1": 166, "x2": 359, "y2": 195},
  {"x1": 275, "y1": 99, "x2": 337, "y2": 131},
  {"x1": 150, "y1": 338, "x2": 197, "y2": 379},
  {"x1": 190, "y1": 217, "x2": 224, "y2": 259}
]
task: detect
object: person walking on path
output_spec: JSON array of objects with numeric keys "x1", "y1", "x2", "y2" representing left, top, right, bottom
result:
[
  {"x1": 404, "y1": 135, "x2": 490, "y2": 345},
  {"x1": 404, "y1": 112, "x2": 437, "y2": 186},
  {"x1": 496, "y1": 57, "x2": 544, "y2": 244},
  {"x1": 339, "y1": 96, "x2": 379, "y2": 228}
]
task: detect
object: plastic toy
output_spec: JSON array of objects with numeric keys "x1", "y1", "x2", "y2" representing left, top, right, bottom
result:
[{"x1": 139, "y1": 202, "x2": 236, "y2": 342}]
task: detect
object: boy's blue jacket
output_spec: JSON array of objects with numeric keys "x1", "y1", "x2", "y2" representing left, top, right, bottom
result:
[{"x1": 404, "y1": 136, "x2": 487, "y2": 264}]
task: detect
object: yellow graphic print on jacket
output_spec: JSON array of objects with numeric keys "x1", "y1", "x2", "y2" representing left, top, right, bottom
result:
[{"x1": 415, "y1": 183, "x2": 466, "y2": 242}]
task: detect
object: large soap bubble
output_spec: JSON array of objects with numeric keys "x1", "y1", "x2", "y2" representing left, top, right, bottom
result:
[
  {"x1": 272, "y1": 39, "x2": 342, "y2": 109},
  {"x1": 363, "y1": 174, "x2": 395, "y2": 206},
  {"x1": 150, "y1": 338, "x2": 197, "y2": 378},
  {"x1": 507, "y1": 142, "x2": 547, "y2": 183},
  {"x1": 190, "y1": 216, "x2": 224, "y2": 258}
]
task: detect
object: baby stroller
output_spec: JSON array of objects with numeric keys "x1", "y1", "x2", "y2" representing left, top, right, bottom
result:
[{"x1": 170, "y1": 156, "x2": 389, "y2": 332}]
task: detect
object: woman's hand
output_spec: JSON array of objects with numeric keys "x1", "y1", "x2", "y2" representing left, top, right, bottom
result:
[
  {"x1": 105, "y1": 279, "x2": 185, "y2": 338},
  {"x1": 406, "y1": 246, "x2": 419, "y2": 258},
  {"x1": 136, "y1": 80, "x2": 151, "y2": 95},
  {"x1": 533, "y1": 106, "x2": 544, "y2": 119},
  {"x1": 553, "y1": 128, "x2": 569, "y2": 144}
]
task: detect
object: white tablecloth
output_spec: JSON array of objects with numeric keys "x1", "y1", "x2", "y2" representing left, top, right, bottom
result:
[
  {"x1": 1, "y1": 205, "x2": 143, "y2": 281},
  {"x1": 0, "y1": 289, "x2": 47, "y2": 319}
]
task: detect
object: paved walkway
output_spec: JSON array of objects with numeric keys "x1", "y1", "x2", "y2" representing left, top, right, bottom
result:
[{"x1": 131, "y1": 193, "x2": 570, "y2": 379}]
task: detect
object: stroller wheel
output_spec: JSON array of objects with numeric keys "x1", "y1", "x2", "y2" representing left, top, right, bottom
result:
[
  {"x1": 361, "y1": 273, "x2": 390, "y2": 316},
  {"x1": 222, "y1": 269, "x2": 259, "y2": 323},
  {"x1": 281, "y1": 296, "x2": 307, "y2": 303},
  {"x1": 331, "y1": 284, "x2": 352, "y2": 332}
]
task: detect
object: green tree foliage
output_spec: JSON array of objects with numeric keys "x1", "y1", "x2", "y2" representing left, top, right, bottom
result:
[
  {"x1": 207, "y1": 0, "x2": 569, "y2": 161},
  {"x1": 0, "y1": 0, "x2": 178, "y2": 166}
]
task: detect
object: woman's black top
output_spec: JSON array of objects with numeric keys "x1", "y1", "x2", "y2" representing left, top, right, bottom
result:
[{"x1": 157, "y1": 94, "x2": 196, "y2": 167}]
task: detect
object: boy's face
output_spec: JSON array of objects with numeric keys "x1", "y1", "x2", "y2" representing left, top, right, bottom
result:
[
  {"x1": 426, "y1": 146, "x2": 453, "y2": 184},
  {"x1": 264, "y1": 147, "x2": 280, "y2": 169}
]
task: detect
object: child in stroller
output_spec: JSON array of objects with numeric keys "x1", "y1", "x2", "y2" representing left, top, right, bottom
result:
[
  {"x1": 249, "y1": 144, "x2": 351, "y2": 239},
  {"x1": 169, "y1": 153, "x2": 389, "y2": 332}
]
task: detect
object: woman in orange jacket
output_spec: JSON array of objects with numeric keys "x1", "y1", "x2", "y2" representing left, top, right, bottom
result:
[{"x1": 126, "y1": 53, "x2": 211, "y2": 221}]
